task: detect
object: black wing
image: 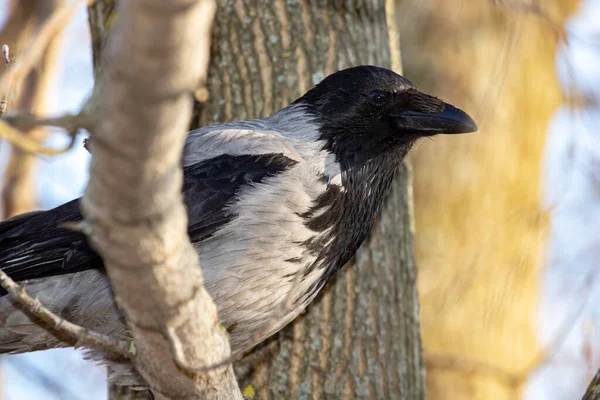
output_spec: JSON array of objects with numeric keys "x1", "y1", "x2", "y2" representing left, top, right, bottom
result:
[{"x1": 0, "y1": 153, "x2": 297, "y2": 291}]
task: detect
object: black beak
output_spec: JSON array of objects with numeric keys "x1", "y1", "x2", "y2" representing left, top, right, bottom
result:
[{"x1": 392, "y1": 103, "x2": 478, "y2": 135}]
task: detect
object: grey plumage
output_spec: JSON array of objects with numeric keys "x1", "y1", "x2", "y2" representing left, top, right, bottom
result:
[{"x1": 0, "y1": 65, "x2": 477, "y2": 386}]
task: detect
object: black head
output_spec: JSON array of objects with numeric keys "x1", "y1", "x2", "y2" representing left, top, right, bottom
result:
[{"x1": 295, "y1": 65, "x2": 477, "y2": 169}]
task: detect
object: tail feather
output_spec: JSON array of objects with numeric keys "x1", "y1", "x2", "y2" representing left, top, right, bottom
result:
[
  {"x1": 0, "y1": 204, "x2": 126, "y2": 363},
  {"x1": 0, "y1": 200, "x2": 103, "y2": 293},
  {"x1": 0, "y1": 211, "x2": 44, "y2": 236}
]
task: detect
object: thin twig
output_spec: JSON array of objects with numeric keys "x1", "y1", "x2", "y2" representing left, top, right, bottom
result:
[
  {"x1": 0, "y1": 44, "x2": 13, "y2": 119},
  {"x1": 0, "y1": 119, "x2": 76, "y2": 155},
  {"x1": 0, "y1": 268, "x2": 133, "y2": 359},
  {"x1": 0, "y1": 111, "x2": 90, "y2": 155},
  {"x1": 583, "y1": 364, "x2": 600, "y2": 400},
  {"x1": 0, "y1": 0, "x2": 92, "y2": 97},
  {"x1": 3, "y1": 111, "x2": 91, "y2": 132}
]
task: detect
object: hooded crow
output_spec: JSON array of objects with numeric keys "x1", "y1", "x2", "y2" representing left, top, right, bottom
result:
[{"x1": 0, "y1": 65, "x2": 476, "y2": 383}]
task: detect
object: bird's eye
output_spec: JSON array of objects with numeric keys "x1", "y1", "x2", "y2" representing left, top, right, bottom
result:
[{"x1": 369, "y1": 91, "x2": 388, "y2": 107}]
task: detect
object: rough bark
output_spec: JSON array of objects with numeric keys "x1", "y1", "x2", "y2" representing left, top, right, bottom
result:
[
  {"x1": 81, "y1": 1, "x2": 242, "y2": 399},
  {"x1": 190, "y1": 1, "x2": 424, "y2": 398},
  {"x1": 85, "y1": 5, "x2": 140, "y2": 399},
  {"x1": 0, "y1": 0, "x2": 65, "y2": 218}
]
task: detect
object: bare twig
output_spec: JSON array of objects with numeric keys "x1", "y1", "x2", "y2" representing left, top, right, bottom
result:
[
  {"x1": 0, "y1": 0, "x2": 90, "y2": 97},
  {"x1": 584, "y1": 366, "x2": 600, "y2": 400},
  {"x1": 0, "y1": 111, "x2": 90, "y2": 155},
  {"x1": 0, "y1": 268, "x2": 132, "y2": 358},
  {"x1": 0, "y1": 120, "x2": 77, "y2": 155},
  {"x1": 3, "y1": 111, "x2": 91, "y2": 132},
  {"x1": 0, "y1": 44, "x2": 14, "y2": 119},
  {"x1": 1, "y1": 45, "x2": 9, "y2": 66}
]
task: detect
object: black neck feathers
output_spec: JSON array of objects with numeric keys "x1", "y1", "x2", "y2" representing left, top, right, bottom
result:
[{"x1": 300, "y1": 147, "x2": 409, "y2": 299}]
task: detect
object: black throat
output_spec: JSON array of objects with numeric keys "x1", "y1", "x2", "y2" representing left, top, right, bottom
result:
[{"x1": 300, "y1": 145, "x2": 410, "y2": 299}]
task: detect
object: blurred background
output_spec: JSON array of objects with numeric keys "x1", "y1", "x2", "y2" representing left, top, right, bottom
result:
[{"x1": 0, "y1": 0, "x2": 598, "y2": 399}]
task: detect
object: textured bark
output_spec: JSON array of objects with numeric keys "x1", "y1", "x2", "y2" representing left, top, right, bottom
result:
[
  {"x1": 190, "y1": 1, "x2": 424, "y2": 398},
  {"x1": 85, "y1": 6, "x2": 138, "y2": 399},
  {"x1": 81, "y1": 0, "x2": 242, "y2": 399},
  {"x1": 0, "y1": 0, "x2": 64, "y2": 218}
]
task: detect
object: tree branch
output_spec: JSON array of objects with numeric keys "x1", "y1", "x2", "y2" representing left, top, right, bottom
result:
[
  {"x1": 0, "y1": 0, "x2": 88, "y2": 97},
  {"x1": 0, "y1": 268, "x2": 132, "y2": 358},
  {"x1": 0, "y1": 110, "x2": 90, "y2": 156},
  {"x1": 79, "y1": 0, "x2": 241, "y2": 398},
  {"x1": 3, "y1": 111, "x2": 90, "y2": 132},
  {"x1": 0, "y1": 45, "x2": 14, "y2": 118},
  {"x1": 0, "y1": 119, "x2": 78, "y2": 155},
  {"x1": 583, "y1": 366, "x2": 600, "y2": 400}
]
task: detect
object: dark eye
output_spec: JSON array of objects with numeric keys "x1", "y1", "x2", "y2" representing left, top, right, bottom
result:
[{"x1": 369, "y1": 91, "x2": 389, "y2": 107}]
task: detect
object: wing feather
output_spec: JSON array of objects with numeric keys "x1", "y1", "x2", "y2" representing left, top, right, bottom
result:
[{"x1": 0, "y1": 152, "x2": 298, "y2": 293}]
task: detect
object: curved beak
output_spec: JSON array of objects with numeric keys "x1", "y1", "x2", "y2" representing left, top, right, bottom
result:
[{"x1": 392, "y1": 103, "x2": 478, "y2": 135}]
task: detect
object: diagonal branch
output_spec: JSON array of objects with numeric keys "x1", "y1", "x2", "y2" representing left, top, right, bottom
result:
[
  {"x1": 583, "y1": 366, "x2": 600, "y2": 400},
  {"x1": 0, "y1": 111, "x2": 90, "y2": 155},
  {"x1": 0, "y1": 268, "x2": 132, "y2": 358},
  {"x1": 79, "y1": 0, "x2": 242, "y2": 399},
  {"x1": 0, "y1": 119, "x2": 78, "y2": 155}
]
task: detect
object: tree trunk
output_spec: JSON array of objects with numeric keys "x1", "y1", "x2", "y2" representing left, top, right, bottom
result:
[
  {"x1": 395, "y1": 1, "x2": 578, "y2": 399},
  {"x1": 192, "y1": 1, "x2": 424, "y2": 398},
  {"x1": 0, "y1": 0, "x2": 65, "y2": 218},
  {"x1": 89, "y1": 0, "x2": 423, "y2": 397}
]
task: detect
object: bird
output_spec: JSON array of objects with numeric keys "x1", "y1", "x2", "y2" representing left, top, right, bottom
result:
[{"x1": 0, "y1": 65, "x2": 476, "y2": 385}]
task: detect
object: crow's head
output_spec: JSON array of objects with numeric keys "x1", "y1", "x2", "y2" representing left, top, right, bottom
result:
[{"x1": 296, "y1": 65, "x2": 477, "y2": 168}]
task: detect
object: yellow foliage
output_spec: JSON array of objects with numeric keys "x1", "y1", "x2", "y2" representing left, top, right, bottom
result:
[{"x1": 397, "y1": 0, "x2": 580, "y2": 398}]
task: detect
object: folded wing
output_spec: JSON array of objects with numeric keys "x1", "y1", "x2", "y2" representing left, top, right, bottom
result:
[{"x1": 0, "y1": 152, "x2": 298, "y2": 294}]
